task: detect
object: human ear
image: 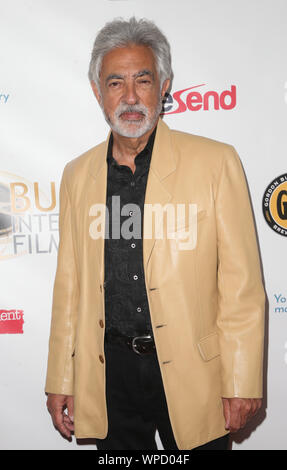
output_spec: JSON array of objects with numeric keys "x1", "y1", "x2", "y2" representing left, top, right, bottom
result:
[
  {"x1": 90, "y1": 80, "x2": 102, "y2": 105},
  {"x1": 161, "y1": 79, "x2": 171, "y2": 98}
]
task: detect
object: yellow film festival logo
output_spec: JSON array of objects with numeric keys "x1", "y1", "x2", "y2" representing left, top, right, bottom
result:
[
  {"x1": 0, "y1": 171, "x2": 59, "y2": 259},
  {"x1": 263, "y1": 173, "x2": 287, "y2": 237}
]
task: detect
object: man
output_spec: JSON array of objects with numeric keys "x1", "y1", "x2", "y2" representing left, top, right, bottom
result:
[{"x1": 45, "y1": 17, "x2": 265, "y2": 450}]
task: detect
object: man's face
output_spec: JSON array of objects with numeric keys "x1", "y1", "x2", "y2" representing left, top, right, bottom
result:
[{"x1": 91, "y1": 44, "x2": 170, "y2": 138}]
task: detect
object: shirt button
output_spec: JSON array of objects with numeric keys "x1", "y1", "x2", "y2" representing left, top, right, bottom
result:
[
  {"x1": 131, "y1": 243, "x2": 136, "y2": 248},
  {"x1": 99, "y1": 319, "x2": 104, "y2": 328},
  {"x1": 99, "y1": 355, "x2": 104, "y2": 363},
  {"x1": 133, "y1": 274, "x2": 138, "y2": 280},
  {"x1": 136, "y1": 307, "x2": 142, "y2": 312}
]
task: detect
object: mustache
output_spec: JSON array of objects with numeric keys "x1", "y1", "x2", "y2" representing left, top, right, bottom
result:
[{"x1": 115, "y1": 103, "x2": 148, "y2": 119}]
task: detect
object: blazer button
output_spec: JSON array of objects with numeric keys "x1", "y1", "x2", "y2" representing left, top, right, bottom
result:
[
  {"x1": 99, "y1": 319, "x2": 104, "y2": 328},
  {"x1": 99, "y1": 355, "x2": 104, "y2": 363}
]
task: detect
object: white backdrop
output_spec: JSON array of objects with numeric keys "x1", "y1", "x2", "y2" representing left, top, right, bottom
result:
[{"x1": 1, "y1": 0, "x2": 286, "y2": 450}]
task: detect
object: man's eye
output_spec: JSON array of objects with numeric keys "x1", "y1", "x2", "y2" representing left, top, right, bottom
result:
[
  {"x1": 138, "y1": 80, "x2": 151, "y2": 85},
  {"x1": 109, "y1": 81, "x2": 120, "y2": 88}
]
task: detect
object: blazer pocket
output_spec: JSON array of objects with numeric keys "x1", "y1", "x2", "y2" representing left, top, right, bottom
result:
[
  {"x1": 166, "y1": 210, "x2": 207, "y2": 251},
  {"x1": 197, "y1": 332, "x2": 220, "y2": 361},
  {"x1": 196, "y1": 209, "x2": 207, "y2": 223},
  {"x1": 169, "y1": 209, "x2": 207, "y2": 233}
]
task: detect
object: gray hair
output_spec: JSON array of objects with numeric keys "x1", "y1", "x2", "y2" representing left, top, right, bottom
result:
[{"x1": 88, "y1": 17, "x2": 173, "y2": 92}]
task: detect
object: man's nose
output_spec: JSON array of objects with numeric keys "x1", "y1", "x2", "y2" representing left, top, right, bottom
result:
[{"x1": 122, "y1": 82, "x2": 139, "y2": 105}]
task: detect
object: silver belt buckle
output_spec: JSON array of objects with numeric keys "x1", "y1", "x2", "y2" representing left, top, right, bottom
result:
[{"x1": 132, "y1": 334, "x2": 153, "y2": 355}]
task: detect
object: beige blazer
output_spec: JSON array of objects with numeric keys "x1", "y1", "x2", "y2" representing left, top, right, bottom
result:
[{"x1": 45, "y1": 118, "x2": 265, "y2": 449}]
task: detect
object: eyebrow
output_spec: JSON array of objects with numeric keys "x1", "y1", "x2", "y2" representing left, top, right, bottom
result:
[
  {"x1": 134, "y1": 70, "x2": 154, "y2": 80},
  {"x1": 105, "y1": 74, "x2": 124, "y2": 83},
  {"x1": 105, "y1": 69, "x2": 155, "y2": 84}
]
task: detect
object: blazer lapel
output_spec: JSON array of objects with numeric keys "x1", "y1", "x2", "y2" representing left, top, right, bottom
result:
[
  {"x1": 86, "y1": 136, "x2": 109, "y2": 286},
  {"x1": 143, "y1": 119, "x2": 177, "y2": 270}
]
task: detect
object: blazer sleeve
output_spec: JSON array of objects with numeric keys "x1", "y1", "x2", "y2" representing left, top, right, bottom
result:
[
  {"x1": 215, "y1": 145, "x2": 266, "y2": 398},
  {"x1": 45, "y1": 163, "x2": 79, "y2": 396}
]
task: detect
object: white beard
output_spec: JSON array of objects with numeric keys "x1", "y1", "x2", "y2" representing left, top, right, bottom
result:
[{"x1": 101, "y1": 97, "x2": 163, "y2": 138}]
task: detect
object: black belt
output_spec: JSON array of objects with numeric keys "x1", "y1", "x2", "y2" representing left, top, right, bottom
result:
[{"x1": 105, "y1": 331, "x2": 156, "y2": 355}]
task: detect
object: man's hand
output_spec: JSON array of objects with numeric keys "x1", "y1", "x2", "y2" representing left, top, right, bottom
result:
[
  {"x1": 46, "y1": 393, "x2": 74, "y2": 440},
  {"x1": 222, "y1": 398, "x2": 262, "y2": 433}
]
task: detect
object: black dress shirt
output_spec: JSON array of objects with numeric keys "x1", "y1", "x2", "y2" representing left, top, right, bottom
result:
[{"x1": 103, "y1": 126, "x2": 157, "y2": 338}]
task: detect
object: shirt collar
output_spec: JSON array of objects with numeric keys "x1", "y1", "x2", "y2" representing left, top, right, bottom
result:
[{"x1": 106, "y1": 125, "x2": 157, "y2": 169}]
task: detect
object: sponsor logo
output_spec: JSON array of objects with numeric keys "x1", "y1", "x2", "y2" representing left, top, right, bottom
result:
[
  {"x1": 0, "y1": 309, "x2": 24, "y2": 334},
  {"x1": 0, "y1": 93, "x2": 9, "y2": 104},
  {"x1": 0, "y1": 172, "x2": 59, "y2": 259},
  {"x1": 162, "y1": 84, "x2": 237, "y2": 115},
  {"x1": 262, "y1": 173, "x2": 287, "y2": 237}
]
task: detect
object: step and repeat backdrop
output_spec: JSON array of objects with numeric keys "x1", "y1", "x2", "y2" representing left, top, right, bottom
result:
[{"x1": 1, "y1": 0, "x2": 286, "y2": 450}]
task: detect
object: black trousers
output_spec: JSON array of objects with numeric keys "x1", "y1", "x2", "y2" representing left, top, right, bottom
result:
[{"x1": 95, "y1": 340, "x2": 229, "y2": 451}]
